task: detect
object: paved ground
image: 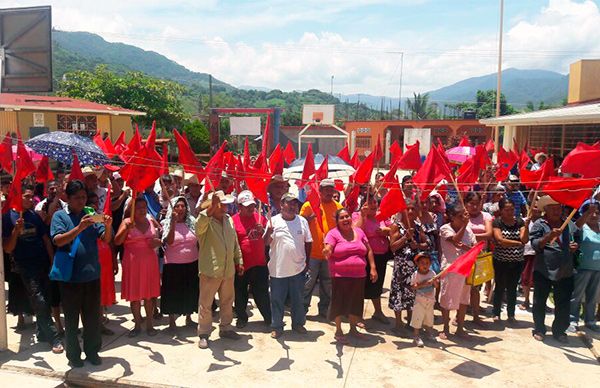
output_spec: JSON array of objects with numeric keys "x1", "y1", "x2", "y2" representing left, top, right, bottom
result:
[{"x1": 1, "y1": 263, "x2": 599, "y2": 387}]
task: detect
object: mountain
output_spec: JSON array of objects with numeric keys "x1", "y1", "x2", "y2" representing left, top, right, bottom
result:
[
  {"x1": 427, "y1": 68, "x2": 569, "y2": 107},
  {"x1": 52, "y1": 30, "x2": 232, "y2": 90}
]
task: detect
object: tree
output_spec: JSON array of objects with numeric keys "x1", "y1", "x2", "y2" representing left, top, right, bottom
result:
[
  {"x1": 406, "y1": 92, "x2": 437, "y2": 119},
  {"x1": 182, "y1": 119, "x2": 210, "y2": 153},
  {"x1": 57, "y1": 65, "x2": 188, "y2": 128}
]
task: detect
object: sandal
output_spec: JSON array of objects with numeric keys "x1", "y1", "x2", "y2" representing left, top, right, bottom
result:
[
  {"x1": 356, "y1": 321, "x2": 366, "y2": 329},
  {"x1": 147, "y1": 328, "x2": 158, "y2": 337},
  {"x1": 372, "y1": 314, "x2": 390, "y2": 324},
  {"x1": 438, "y1": 332, "x2": 449, "y2": 340},
  {"x1": 519, "y1": 302, "x2": 530, "y2": 311},
  {"x1": 349, "y1": 331, "x2": 367, "y2": 340},
  {"x1": 334, "y1": 334, "x2": 349, "y2": 344},
  {"x1": 51, "y1": 342, "x2": 64, "y2": 354},
  {"x1": 128, "y1": 328, "x2": 141, "y2": 338}
]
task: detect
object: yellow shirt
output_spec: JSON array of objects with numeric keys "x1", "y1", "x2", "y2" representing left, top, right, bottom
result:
[
  {"x1": 195, "y1": 210, "x2": 243, "y2": 278},
  {"x1": 300, "y1": 200, "x2": 343, "y2": 259}
]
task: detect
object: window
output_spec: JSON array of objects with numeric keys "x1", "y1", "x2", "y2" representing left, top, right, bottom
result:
[
  {"x1": 355, "y1": 136, "x2": 371, "y2": 149},
  {"x1": 57, "y1": 114, "x2": 97, "y2": 137},
  {"x1": 528, "y1": 125, "x2": 562, "y2": 155}
]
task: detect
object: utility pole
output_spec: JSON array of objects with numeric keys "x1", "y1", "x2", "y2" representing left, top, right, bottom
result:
[
  {"x1": 398, "y1": 52, "x2": 404, "y2": 119},
  {"x1": 209, "y1": 74, "x2": 213, "y2": 108},
  {"x1": 330, "y1": 75, "x2": 334, "y2": 95},
  {"x1": 494, "y1": 0, "x2": 504, "y2": 154}
]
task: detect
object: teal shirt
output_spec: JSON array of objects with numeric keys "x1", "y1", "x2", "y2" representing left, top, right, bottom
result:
[{"x1": 580, "y1": 224, "x2": 600, "y2": 271}]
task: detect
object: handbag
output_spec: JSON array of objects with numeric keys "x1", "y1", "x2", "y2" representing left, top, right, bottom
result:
[
  {"x1": 466, "y1": 252, "x2": 494, "y2": 286},
  {"x1": 49, "y1": 236, "x2": 81, "y2": 282}
]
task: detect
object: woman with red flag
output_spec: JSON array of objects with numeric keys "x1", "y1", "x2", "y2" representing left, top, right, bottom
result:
[
  {"x1": 353, "y1": 195, "x2": 392, "y2": 324},
  {"x1": 388, "y1": 200, "x2": 431, "y2": 334},
  {"x1": 323, "y1": 208, "x2": 377, "y2": 343},
  {"x1": 439, "y1": 203, "x2": 476, "y2": 339},
  {"x1": 114, "y1": 197, "x2": 162, "y2": 338}
]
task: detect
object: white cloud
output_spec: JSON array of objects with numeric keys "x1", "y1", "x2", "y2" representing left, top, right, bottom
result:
[{"x1": 3, "y1": 0, "x2": 600, "y2": 99}]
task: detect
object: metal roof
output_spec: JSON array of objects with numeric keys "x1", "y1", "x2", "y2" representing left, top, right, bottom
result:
[
  {"x1": 480, "y1": 102, "x2": 600, "y2": 126},
  {"x1": 0, "y1": 93, "x2": 146, "y2": 116}
]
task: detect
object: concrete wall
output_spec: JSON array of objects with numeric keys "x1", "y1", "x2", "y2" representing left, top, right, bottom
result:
[{"x1": 568, "y1": 59, "x2": 600, "y2": 104}]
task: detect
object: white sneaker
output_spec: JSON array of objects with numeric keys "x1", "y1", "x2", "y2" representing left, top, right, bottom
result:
[{"x1": 566, "y1": 324, "x2": 577, "y2": 334}]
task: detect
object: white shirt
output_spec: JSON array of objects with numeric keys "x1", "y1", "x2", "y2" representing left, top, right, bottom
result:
[
  {"x1": 96, "y1": 187, "x2": 108, "y2": 214},
  {"x1": 268, "y1": 214, "x2": 313, "y2": 278},
  {"x1": 34, "y1": 198, "x2": 67, "y2": 212}
]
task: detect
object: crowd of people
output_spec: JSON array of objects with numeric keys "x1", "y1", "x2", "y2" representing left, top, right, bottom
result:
[{"x1": 2, "y1": 150, "x2": 600, "y2": 368}]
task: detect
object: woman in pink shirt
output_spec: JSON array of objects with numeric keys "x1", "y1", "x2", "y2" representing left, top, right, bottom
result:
[
  {"x1": 353, "y1": 196, "x2": 391, "y2": 324},
  {"x1": 160, "y1": 197, "x2": 199, "y2": 333},
  {"x1": 324, "y1": 208, "x2": 377, "y2": 343}
]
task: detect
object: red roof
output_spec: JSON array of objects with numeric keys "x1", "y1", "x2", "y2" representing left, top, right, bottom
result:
[{"x1": 0, "y1": 93, "x2": 145, "y2": 116}]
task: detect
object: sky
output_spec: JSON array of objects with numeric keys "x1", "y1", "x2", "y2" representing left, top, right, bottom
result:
[{"x1": 4, "y1": 0, "x2": 600, "y2": 98}]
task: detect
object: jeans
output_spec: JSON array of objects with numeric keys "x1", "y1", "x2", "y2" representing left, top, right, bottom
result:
[
  {"x1": 21, "y1": 274, "x2": 59, "y2": 346},
  {"x1": 569, "y1": 269, "x2": 600, "y2": 326},
  {"x1": 492, "y1": 260, "x2": 524, "y2": 318},
  {"x1": 532, "y1": 271, "x2": 574, "y2": 337},
  {"x1": 234, "y1": 265, "x2": 272, "y2": 324},
  {"x1": 59, "y1": 279, "x2": 102, "y2": 362},
  {"x1": 271, "y1": 272, "x2": 306, "y2": 330},
  {"x1": 303, "y1": 258, "x2": 332, "y2": 315}
]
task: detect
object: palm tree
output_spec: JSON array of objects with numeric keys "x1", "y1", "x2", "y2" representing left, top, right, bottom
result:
[{"x1": 406, "y1": 92, "x2": 436, "y2": 119}]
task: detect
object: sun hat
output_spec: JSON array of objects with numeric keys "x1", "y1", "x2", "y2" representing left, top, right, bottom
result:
[
  {"x1": 199, "y1": 190, "x2": 235, "y2": 209},
  {"x1": 536, "y1": 195, "x2": 560, "y2": 210},
  {"x1": 237, "y1": 190, "x2": 256, "y2": 207}
]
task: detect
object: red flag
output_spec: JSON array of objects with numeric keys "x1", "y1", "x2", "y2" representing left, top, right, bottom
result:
[
  {"x1": 243, "y1": 137, "x2": 251, "y2": 168},
  {"x1": 103, "y1": 137, "x2": 118, "y2": 159},
  {"x1": 300, "y1": 143, "x2": 316, "y2": 187},
  {"x1": 35, "y1": 156, "x2": 54, "y2": 183},
  {"x1": 390, "y1": 141, "x2": 403, "y2": 164},
  {"x1": 68, "y1": 153, "x2": 84, "y2": 181},
  {"x1": 519, "y1": 149, "x2": 532, "y2": 170},
  {"x1": 121, "y1": 146, "x2": 161, "y2": 193},
  {"x1": 541, "y1": 176, "x2": 600, "y2": 209},
  {"x1": 442, "y1": 241, "x2": 485, "y2": 277},
  {"x1": 306, "y1": 178, "x2": 324, "y2": 231},
  {"x1": 122, "y1": 124, "x2": 142, "y2": 160},
  {"x1": 113, "y1": 131, "x2": 127, "y2": 155},
  {"x1": 561, "y1": 143, "x2": 600, "y2": 178},
  {"x1": 350, "y1": 150, "x2": 360, "y2": 169},
  {"x1": 458, "y1": 136, "x2": 470, "y2": 147},
  {"x1": 337, "y1": 142, "x2": 351, "y2": 165},
  {"x1": 245, "y1": 173, "x2": 270, "y2": 204},
  {"x1": 145, "y1": 121, "x2": 157, "y2": 151},
  {"x1": 413, "y1": 146, "x2": 453, "y2": 200},
  {"x1": 173, "y1": 129, "x2": 205, "y2": 180},
  {"x1": 0, "y1": 135, "x2": 13, "y2": 174},
  {"x1": 495, "y1": 147, "x2": 519, "y2": 182},
  {"x1": 160, "y1": 143, "x2": 169, "y2": 176},
  {"x1": 520, "y1": 158, "x2": 555, "y2": 190},
  {"x1": 485, "y1": 139, "x2": 495, "y2": 152},
  {"x1": 397, "y1": 141, "x2": 422, "y2": 171},
  {"x1": 373, "y1": 134, "x2": 383, "y2": 162},
  {"x1": 103, "y1": 183, "x2": 112, "y2": 216},
  {"x1": 205, "y1": 141, "x2": 227, "y2": 188},
  {"x1": 8, "y1": 176, "x2": 23, "y2": 213},
  {"x1": 343, "y1": 184, "x2": 360, "y2": 212},
  {"x1": 94, "y1": 132, "x2": 109, "y2": 155},
  {"x1": 261, "y1": 114, "x2": 271, "y2": 157},
  {"x1": 352, "y1": 152, "x2": 375, "y2": 185},
  {"x1": 283, "y1": 141, "x2": 296, "y2": 165},
  {"x1": 382, "y1": 160, "x2": 400, "y2": 189},
  {"x1": 268, "y1": 144, "x2": 284, "y2": 175},
  {"x1": 376, "y1": 182, "x2": 407, "y2": 221},
  {"x1": 15, "y1": 132, "x2": 35, "y2": 179},
  {"x1": 456, "y1": 156, "x2": 477, "y2": 188},
  {"x1": 315, "y1": 155, "x2": 329, "y2": 181}
]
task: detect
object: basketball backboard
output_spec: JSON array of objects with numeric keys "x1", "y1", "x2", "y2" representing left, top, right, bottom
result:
[
  {"x1": 0, "y1": 6, "x2": 52, "y2": 93},
  {"x1": 302, "y1": 104, "x2": 335, "y2": 125}
]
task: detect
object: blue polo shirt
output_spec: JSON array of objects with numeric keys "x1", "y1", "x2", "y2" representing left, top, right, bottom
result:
[
  {"x1": 507, "y1": 190, "x2": 527, "y2": 217},
  {"x1": 50, "y1": 207, "x2": 105, "y2": 283}
]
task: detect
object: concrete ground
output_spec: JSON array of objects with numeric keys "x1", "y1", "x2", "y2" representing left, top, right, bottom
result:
[{"x1": 1, "y1": 263, "x2": 599, "y2": 387}]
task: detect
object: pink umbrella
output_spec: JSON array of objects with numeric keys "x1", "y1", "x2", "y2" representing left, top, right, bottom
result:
[
  {"x1": 446, "y1": 146, "x2": 475, "y2": 164},
  {"x1": 12, "y1": 144, "x2": 44, "y2": 163}
]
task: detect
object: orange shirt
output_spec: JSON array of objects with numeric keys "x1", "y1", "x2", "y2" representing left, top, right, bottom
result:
[{"x1": 300, "y1": 200, "x2": 343, "y2": 259}]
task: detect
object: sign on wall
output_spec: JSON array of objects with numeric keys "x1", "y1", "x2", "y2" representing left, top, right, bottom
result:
[
  {"x1": 230, "y1": 116, "x2": 261, "y2": 136},
  {"x1": 404, "y1": 128, "x2": 431, "y2": 156},
  {"x1": 32, "y1": 112, "x2": 44, "y2": 127}
]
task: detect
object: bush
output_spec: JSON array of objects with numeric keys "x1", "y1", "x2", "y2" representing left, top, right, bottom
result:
[{"x1": 182, "y1": 119, "x2": 209, "y2": 153}]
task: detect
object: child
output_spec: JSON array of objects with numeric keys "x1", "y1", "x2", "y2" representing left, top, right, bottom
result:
[{"x1": 410, "y1": 253, "x2": 438, "y2": 347}]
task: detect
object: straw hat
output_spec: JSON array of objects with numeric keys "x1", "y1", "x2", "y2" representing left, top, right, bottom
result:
[
  {"x1": 199, "y1": 190, "x2": 235, "y2": 209},
  {"x1": 183, "y1": 173, "x2": 200, "y2": 186},
  {"x1": 534, "y1": 152, "x2": 548, "y2": 163},
  {"x1": 537, "y1": 195, "x2": 559, "y2": 210}
]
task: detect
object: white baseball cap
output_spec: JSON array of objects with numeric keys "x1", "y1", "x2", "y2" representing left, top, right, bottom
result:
[{"x1": 237, "y1": 190, "x2": 256, "y2": 207}]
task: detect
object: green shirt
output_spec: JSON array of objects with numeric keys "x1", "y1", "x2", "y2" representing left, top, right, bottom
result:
[{"x1": 195, "y1": 210, "x2": 243, "y2": 278}]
